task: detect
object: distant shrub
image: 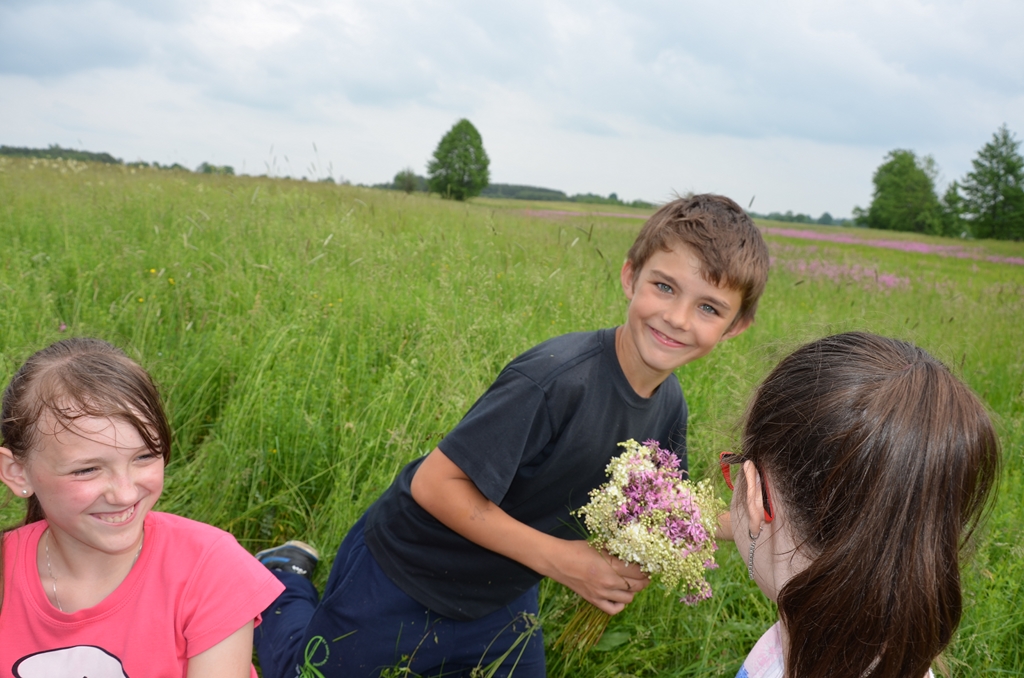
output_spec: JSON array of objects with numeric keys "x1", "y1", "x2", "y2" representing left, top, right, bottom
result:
[
  {"x1": 197, "y1": 162, "x2": 235, "y2": 176},
  {"x1": 394, "y1": 168, "x2": 427, "y2": 193}
]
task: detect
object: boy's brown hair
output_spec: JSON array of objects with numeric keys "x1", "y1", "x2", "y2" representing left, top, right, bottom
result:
[{"x1": 626, "y1": 194, "x2": 769, "y2": 327}]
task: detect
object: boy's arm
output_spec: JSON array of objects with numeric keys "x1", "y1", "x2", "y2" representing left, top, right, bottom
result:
[{"x1": 410, "y1": 448, "x2": 649, "y2": 615}]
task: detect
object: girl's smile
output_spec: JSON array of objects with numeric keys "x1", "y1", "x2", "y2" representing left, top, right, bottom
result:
[
  {"x1": 15, "y1": 414, "x2": 164, "y2": 569},
  {"x1": 93, "y1": 504, "x2": 137, "y2": 524}
]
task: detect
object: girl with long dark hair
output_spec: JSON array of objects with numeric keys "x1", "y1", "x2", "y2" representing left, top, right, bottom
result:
[{"x1": 721, "y1": 332, "x2": 999, "y2": 678}]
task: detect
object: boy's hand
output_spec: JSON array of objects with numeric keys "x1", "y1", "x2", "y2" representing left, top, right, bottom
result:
[
  {"x1": 544, "y1": 541, "x2": 649, "y2": 615},
  {"x1": 411, "y1": 448, "x2": 648, "y2": 615}
]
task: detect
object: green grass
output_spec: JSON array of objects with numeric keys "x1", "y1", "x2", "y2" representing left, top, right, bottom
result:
[{"x1": 1, "y1": 156, "x2": 1022, "y2": 676}]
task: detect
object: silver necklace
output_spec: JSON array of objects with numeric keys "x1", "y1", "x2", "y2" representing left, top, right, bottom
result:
[
  {"x1": 44, "y1": 529, "x2": 63, "y2": 612},
  {"x1": 44, "y1": 528, "x2": 144, "y2": 613}
]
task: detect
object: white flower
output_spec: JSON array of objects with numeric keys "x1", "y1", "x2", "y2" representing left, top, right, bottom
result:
[{"x1": 574, "y1": 439, "x2": 724, "y2": 604}]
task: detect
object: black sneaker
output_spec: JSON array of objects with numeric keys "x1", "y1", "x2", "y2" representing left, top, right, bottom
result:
[{"x1": 255, "y1": 540, "x2": 320, "y2": 580}]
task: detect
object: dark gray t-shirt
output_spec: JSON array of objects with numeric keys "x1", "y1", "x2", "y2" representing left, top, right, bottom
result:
[{"x1": 364, "y1": 328, "x2": 688, "y2": 620}]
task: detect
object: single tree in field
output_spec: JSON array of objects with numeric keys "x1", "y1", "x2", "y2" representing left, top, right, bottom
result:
[
  {"x1": 864, "y1": 149, "x2": 943, "y2": 234},
  {"x1": 427, "y1": 119, "x2": 490, "y2": 200},
  {"x1": 960, "y1": 124, "x2": 1024, "y2": 240}
]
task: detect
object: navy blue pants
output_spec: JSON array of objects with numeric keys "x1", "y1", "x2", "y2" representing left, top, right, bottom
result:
[{"x1": 254, "y1": 516, "x2": 546, "y2": 678}]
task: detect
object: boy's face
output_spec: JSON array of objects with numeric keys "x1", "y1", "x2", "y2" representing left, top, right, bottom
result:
[{"x1": 617, "y1": 243, "x2": 751, "y2": 393}]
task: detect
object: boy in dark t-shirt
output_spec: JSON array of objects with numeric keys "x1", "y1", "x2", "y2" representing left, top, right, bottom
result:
[{"x1": 254, "y1": 194, "x2": 771, "y2": 678}]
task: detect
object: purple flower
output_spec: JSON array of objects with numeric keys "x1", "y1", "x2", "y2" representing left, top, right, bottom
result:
[
  {"x1": 680, "y1": 583, "x2": 713, "y2": 605},
  {"x1": 615, "y1": 464, "x2": 690, "y2": 524},
  {"x1": 643, "y1": 439, "x2": 681, "y2": 470},
  {"x1": 661, "y1": 512, "x2": 708, "y2": 546}
]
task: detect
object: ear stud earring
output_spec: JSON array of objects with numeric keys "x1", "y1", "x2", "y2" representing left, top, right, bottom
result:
[{"x1": 22, "y1": 489, "x2": 28, "y2": 495}]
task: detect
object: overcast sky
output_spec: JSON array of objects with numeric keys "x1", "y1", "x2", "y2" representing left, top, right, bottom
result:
[{"x1": 2, "y1": 0, "x2": 1022, "y2": 216}]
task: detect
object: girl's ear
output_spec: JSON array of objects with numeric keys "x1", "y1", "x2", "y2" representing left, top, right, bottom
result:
[
  {"x1": 0, "y1": 447, "x2": 32, "y2": 497},
  {"x1": 741, "y1": 461, "x2": 765, "y2": 536}
]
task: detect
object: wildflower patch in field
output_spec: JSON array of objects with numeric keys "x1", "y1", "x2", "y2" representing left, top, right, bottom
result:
[
  {"x1": 762, "y1": 227, "x2": 1024, "y2": 266},
  {"x1": 771, "y1": 253, "x2": 909, "y2": 290}
]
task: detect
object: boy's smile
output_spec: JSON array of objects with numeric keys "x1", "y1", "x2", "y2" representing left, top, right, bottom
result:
[{"x1": 616, "y1": 243, "x2": 750, "y2": 397}]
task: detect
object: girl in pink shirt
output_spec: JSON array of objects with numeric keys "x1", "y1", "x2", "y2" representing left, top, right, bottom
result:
[{"x1": 0, "y1": 338, "x2": 283, "y2": 677}]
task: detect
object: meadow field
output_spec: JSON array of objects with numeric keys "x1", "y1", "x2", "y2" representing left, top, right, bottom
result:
[{"x1": 1, "y1": 156, "x2": 1021, "y2": 676}]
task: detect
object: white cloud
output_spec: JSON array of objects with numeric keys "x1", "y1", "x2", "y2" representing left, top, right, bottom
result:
[{"x1": 2, "y1": 0, "x2": 1022, "y2": 215}]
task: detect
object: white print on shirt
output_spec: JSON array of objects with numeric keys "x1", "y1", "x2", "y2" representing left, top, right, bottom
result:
[{"x1": 13, "y1": 645, "x2": 129, "y2": 678}]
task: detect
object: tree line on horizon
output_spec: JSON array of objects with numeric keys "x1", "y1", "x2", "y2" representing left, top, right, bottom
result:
[
  {"x1": 379, "y1": 172, "x2": 656, "y2": 210},
  {"x1": 393, "y1": 120, "x2": 854, "y2": 216},
  {"x1": 854, "y1": 124, "x2": 1024, "y2": 241},
  {"x1": 748, "y1": 209, "x2": 850, "y2": 226},
  {"x1": 379, "y1": 118, "x2": 653, "y2": 209},
  {"x1": 17, "y1": 128, "x2": 1021, "y2": 239},
  {"x1": 0, "y1": 144, "x2": 235, "y2": 176}
]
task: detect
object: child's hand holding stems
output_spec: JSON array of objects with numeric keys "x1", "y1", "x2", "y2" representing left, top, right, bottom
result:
[{"x1": 411, "y1": 448, "x2": 649, "y2": 615}]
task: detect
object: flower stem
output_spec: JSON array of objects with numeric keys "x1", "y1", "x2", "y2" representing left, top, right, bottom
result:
[{"x1": 552, "y1": 597, "x2": 612, "y2": 659}]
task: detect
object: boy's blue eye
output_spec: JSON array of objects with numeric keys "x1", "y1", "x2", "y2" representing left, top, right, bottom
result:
[
  {"x1": 655, "y1": 282, "x2": 672, "y2": 293},
  {"x1": 699, "y1": 303, "x2": 719, "y2": 315}
]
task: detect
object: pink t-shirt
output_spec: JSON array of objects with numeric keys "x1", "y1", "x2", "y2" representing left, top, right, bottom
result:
[{"x1": 0, "y1": 512, "x2": 284, "y2": 678}]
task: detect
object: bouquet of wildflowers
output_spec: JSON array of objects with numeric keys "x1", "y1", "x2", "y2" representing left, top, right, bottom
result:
[{"x1": 554, "y1": 439, "x2": 723, "y2": 654}]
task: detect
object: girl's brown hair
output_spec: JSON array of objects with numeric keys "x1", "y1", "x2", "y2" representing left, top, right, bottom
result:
[
  {"x1": 736, "y1": 332, "x2": 999, "y2": 678},
  {"x1": 1, "y1": 338, "x2": 171, "y2": 606}
]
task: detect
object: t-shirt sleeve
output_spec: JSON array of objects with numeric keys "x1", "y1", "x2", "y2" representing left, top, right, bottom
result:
[
  {"x1": 439, "y1": 366, "x2": 552, "y2": 506},
  {"x1": 180, "y1": 530, "x2": 286, "y2": 658}
]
